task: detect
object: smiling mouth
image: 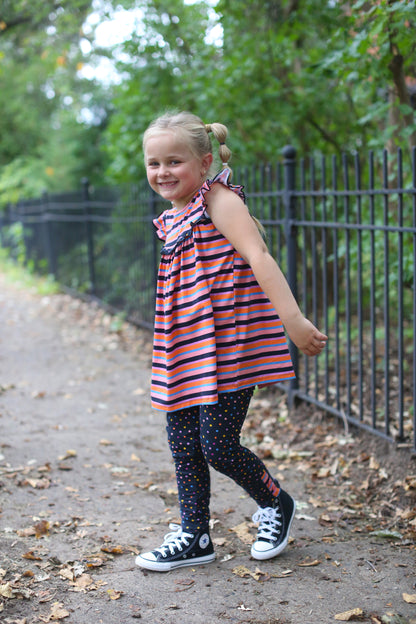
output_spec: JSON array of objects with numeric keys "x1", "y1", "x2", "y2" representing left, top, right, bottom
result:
[{"x1": 159, "y1": 180, "x2": 177, "y2": 187}]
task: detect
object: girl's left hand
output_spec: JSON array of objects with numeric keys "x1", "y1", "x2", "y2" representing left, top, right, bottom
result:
[{"x1": 286, "y1": 316, "x2": 328, "y2": 356}]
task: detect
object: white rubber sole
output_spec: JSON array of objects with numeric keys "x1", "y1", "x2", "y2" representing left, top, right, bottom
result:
[{"x1": 135, "y1": 552, "x2": 216, "y2": 572}]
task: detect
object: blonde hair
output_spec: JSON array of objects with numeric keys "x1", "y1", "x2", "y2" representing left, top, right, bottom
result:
[{"x1": 143, "y1": 111, "x2": 232, "y2": 178}]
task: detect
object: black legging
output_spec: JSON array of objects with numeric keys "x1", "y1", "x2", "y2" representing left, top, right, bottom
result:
[{"x1": 166, "y1": 388, "x2": 280, "y2": 532}]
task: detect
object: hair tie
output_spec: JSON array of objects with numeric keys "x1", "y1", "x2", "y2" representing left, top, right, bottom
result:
[{"x1": 220, "y1": 142, "x2": 225, "y2": 145}]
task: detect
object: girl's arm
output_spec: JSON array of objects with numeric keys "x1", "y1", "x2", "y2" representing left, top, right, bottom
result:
[{"x1": 205, "y1": 184, "x2": 328, "y2": 356}]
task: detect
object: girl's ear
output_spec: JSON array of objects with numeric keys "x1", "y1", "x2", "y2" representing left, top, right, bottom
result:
[{"x1": 201, "y1": 152, "x2": 213, "y2": 175}]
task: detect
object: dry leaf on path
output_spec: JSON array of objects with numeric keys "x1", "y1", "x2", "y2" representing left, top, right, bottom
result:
[
  {"x1": 22, "y1": 551, "x2": 42, "y2": 561},
  {"x1": 298, "y1": 559, "x2": 321, "y2": 567},
  {"x1": 402, "y1": 593, "x2": 416, "y2": 604},
  {"x1": 174, "y1": 579, "x2": 195, "y2": 592},
  {"x1": 230, "y1": 521, "x2": 254, "y2": 544},
  {"x1": 0, "y1": 582, "x2": 13, "y2": 598},
  {"x1": 35, "y1": 520, "x2": 50, "y2": 538},
  {"x1": 38, "y1": 602, "x2": 70, "y2": 622},
  {"x1": 232, "y1": 565, "x2": 271, "y2": 582},
  {"x1": 70, "y1": 573, "x2": 94, "y2": 591},
  {"x1": 50, "y1": 602, "x2": 70, "y2": 621},
  {"x1": 100, "y1": 544, "x2": 124, "y2": 554},
  {"x1": 107, "y1": 588, "x2": 123, "y2": 600},
  {"x1": 334, "y1": 607, "x2": 364, "y2": 620}
]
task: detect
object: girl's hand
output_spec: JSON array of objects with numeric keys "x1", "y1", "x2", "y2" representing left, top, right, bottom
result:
[{"x1": 285, "y1": 315, "x2": 328, "y2": 356}]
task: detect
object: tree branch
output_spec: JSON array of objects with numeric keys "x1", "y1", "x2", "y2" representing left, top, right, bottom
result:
[{"x1": 306, "y1": 117, "x2": 343, "y2": 153}]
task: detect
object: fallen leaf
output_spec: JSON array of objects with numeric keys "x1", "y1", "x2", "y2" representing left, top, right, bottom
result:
[
  {"x1": 230, "y1": 521, "x2": 254, "y2": 544},
  {"x1": 84, "y1": 556, "x2": 107, "y2": 568},
  {"x1": 22, "y1": 551, "x2": 42, "y2": 561},
  {"x1": 334, "y1": 607, "x2": 364, "y2": 621},
  {"x1": 369, "y1": 530, "x2": 402, "y2": 540},
  {"x1": 232, "y1": 565, "x2": 253, "y2": 578},
  {"x1": 100, "y1": 545, "x2": 124, "y2": 555},
  {"x1": 71, "y1": 573, "x2": 94, "y2": 591},
  {"x1": 22, "y1": 477, "x2": 50, "y2": 489},
  {"x1": 107, "y1": 588, "x2": 123, "y2": 600},
  {"x1": 38, "y1": 589, "x2": 57, "y2": 603},
  {"x1": 59, "y1": 567, "x2": 74, "y2": 582},
  {"x1": 174, "y1": 579, "x2": 195, "y2": 592},
  {"x1": 369, "y1": 456, "x2": 380, "y2": 470},
  {"x1": 99, "y1": 439, "x2": 113, "y2": 446},
  {"x1": 0, "y1": 582, "x2": 13, "y2": 598},
  {"x1": 59, "y1": 450, "x2": 77, "y2": 460},
  {"x1": 49, "y1": 601, "x2": 70, "y2": 621},
  {"x1": 232, "y1": 565, "x2": 269, "y2": 582},
  {"x1": 35, "y1": 520, "x2": 50, "y2": 538},
  {"x1": 402, "y1": 593, "x2": 416, "y2": 604},
  {"x1": 298, "y1": 559, "x2": 321, "y2": 567},
  {"x1": 17, "y1": 527, "x2": 36, "y2": 537}
]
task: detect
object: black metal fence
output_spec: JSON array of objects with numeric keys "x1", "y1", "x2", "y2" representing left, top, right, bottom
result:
[{"x1": 1, "y1": 146, "x2": 415, "y2": 452}]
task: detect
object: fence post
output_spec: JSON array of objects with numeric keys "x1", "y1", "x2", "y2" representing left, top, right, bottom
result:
[
  {"x1": 42, "y1": 190, "x2": 57, "y2": 277},
  {"x1": 150, "y1": 189, "x2": 159, "y2": 305},
  {"x1": 282, "y1": 145, "x2": 299, "y2": 402},
  {"x1": 82, "y1": 178, "x2": 96, "y2": 295}
]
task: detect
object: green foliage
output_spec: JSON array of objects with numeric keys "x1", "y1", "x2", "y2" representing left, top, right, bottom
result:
[
  {"x1": 102, "y1": 0, "x2": 416, "y2": 183},
  {"x1": 103, "y1": 0, "x2": 220, "y2": 183},
  {"x1": 0, "y1": 0, "x2": 110, "y2": 204}
]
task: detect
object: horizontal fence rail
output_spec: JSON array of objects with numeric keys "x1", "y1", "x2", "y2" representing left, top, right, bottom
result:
[{"x1": 1, "y1": 146, "x2": 415, "y2": 452}]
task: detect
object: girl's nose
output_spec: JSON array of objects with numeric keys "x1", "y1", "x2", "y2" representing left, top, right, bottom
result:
[{"x1": 158, "y1": 164, "x2": 170, "y2": 176}]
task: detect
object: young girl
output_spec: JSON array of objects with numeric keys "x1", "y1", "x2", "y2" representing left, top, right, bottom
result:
[{"x1": 135, "y1": 111, "x2": 328, "y2": 572}]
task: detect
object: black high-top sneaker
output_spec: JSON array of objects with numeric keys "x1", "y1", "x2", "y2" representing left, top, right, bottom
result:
[
  {"x1": 135, "y1": 524, "x2": 215, "y2": 572},
  {"x1": 251, "y1": 489, "x2": 296, "y2": 561}
]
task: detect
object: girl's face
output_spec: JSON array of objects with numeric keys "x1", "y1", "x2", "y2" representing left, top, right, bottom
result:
[{"x1": 144, "y1": 131, "x2": 213, "y2": 210}]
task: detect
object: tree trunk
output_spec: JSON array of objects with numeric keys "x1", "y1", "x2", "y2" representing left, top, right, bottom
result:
[{"x1": 388, "y1": 37, "x2": 416, "y2": 152}]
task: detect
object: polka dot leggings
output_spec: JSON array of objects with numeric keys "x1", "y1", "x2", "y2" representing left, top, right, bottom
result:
[{"x1": 166, "y1": 388, "x2": 280, "y2": 532}]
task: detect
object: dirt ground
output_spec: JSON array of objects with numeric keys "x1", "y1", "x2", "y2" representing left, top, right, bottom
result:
[{"x1": 1, "y1": 273, "x2": 416, "y2": 624}]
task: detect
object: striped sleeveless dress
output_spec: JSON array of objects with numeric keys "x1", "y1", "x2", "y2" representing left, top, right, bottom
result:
[{"x1": 151, "y1": 169, "x2": 295, "y2": 412}]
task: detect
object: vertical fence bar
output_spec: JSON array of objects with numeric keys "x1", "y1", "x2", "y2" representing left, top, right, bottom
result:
[
  {"x1": 42, "y1": 190, "x2": 56, "y2": 277},
  {"x1": 299, "y1": 157, "x2": 309, "y2": 394},
  {"x1": 354, "y1": 153, "x2": 364, "y2": 421},
  {"x1": 342, "y1": 154, "x2": 352, "y2": 416},
  {"x1": 412, "y1": 147, "x2": 416, "y2": 453},
  {"x1": 82, "y1": 178, "x2": 96, "y2": 296},
  {"x1": 332, "y1": 156, "x2": 341, "y2": 412},
  {"x1": 382, "y1": 150, "x2": 390, "y2": 438},
  {"x1": 282, "y1": 145, "x2": 299, "y2": 400},
  {"x1": 396, "y1": 148, "x2": 404, "y2": 440},
  {"x1": 150, "y1": 188, "x2": 160, "y2": 305},
  {"x1": 309, "y1": 157, "x2": 319, "y2": 398},
  {"x1": 369, "y1": 152, "x2": 377, "y2": 429},
  {"x1": 321, "y1": 155, "x2": 329, "y2": 405}
]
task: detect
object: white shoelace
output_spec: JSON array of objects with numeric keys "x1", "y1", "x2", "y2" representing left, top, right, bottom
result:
[
  {"x1": 252, "y1": 506, "x2": 282, "y2": 540},
  {"x1": 155, "y1": 524, "x2": 194, "y2": 557}
]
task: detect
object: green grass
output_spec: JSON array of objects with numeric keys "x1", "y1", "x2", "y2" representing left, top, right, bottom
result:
[{"x1": 0, "y1": 251, "x2": 61, "y2": 296}]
